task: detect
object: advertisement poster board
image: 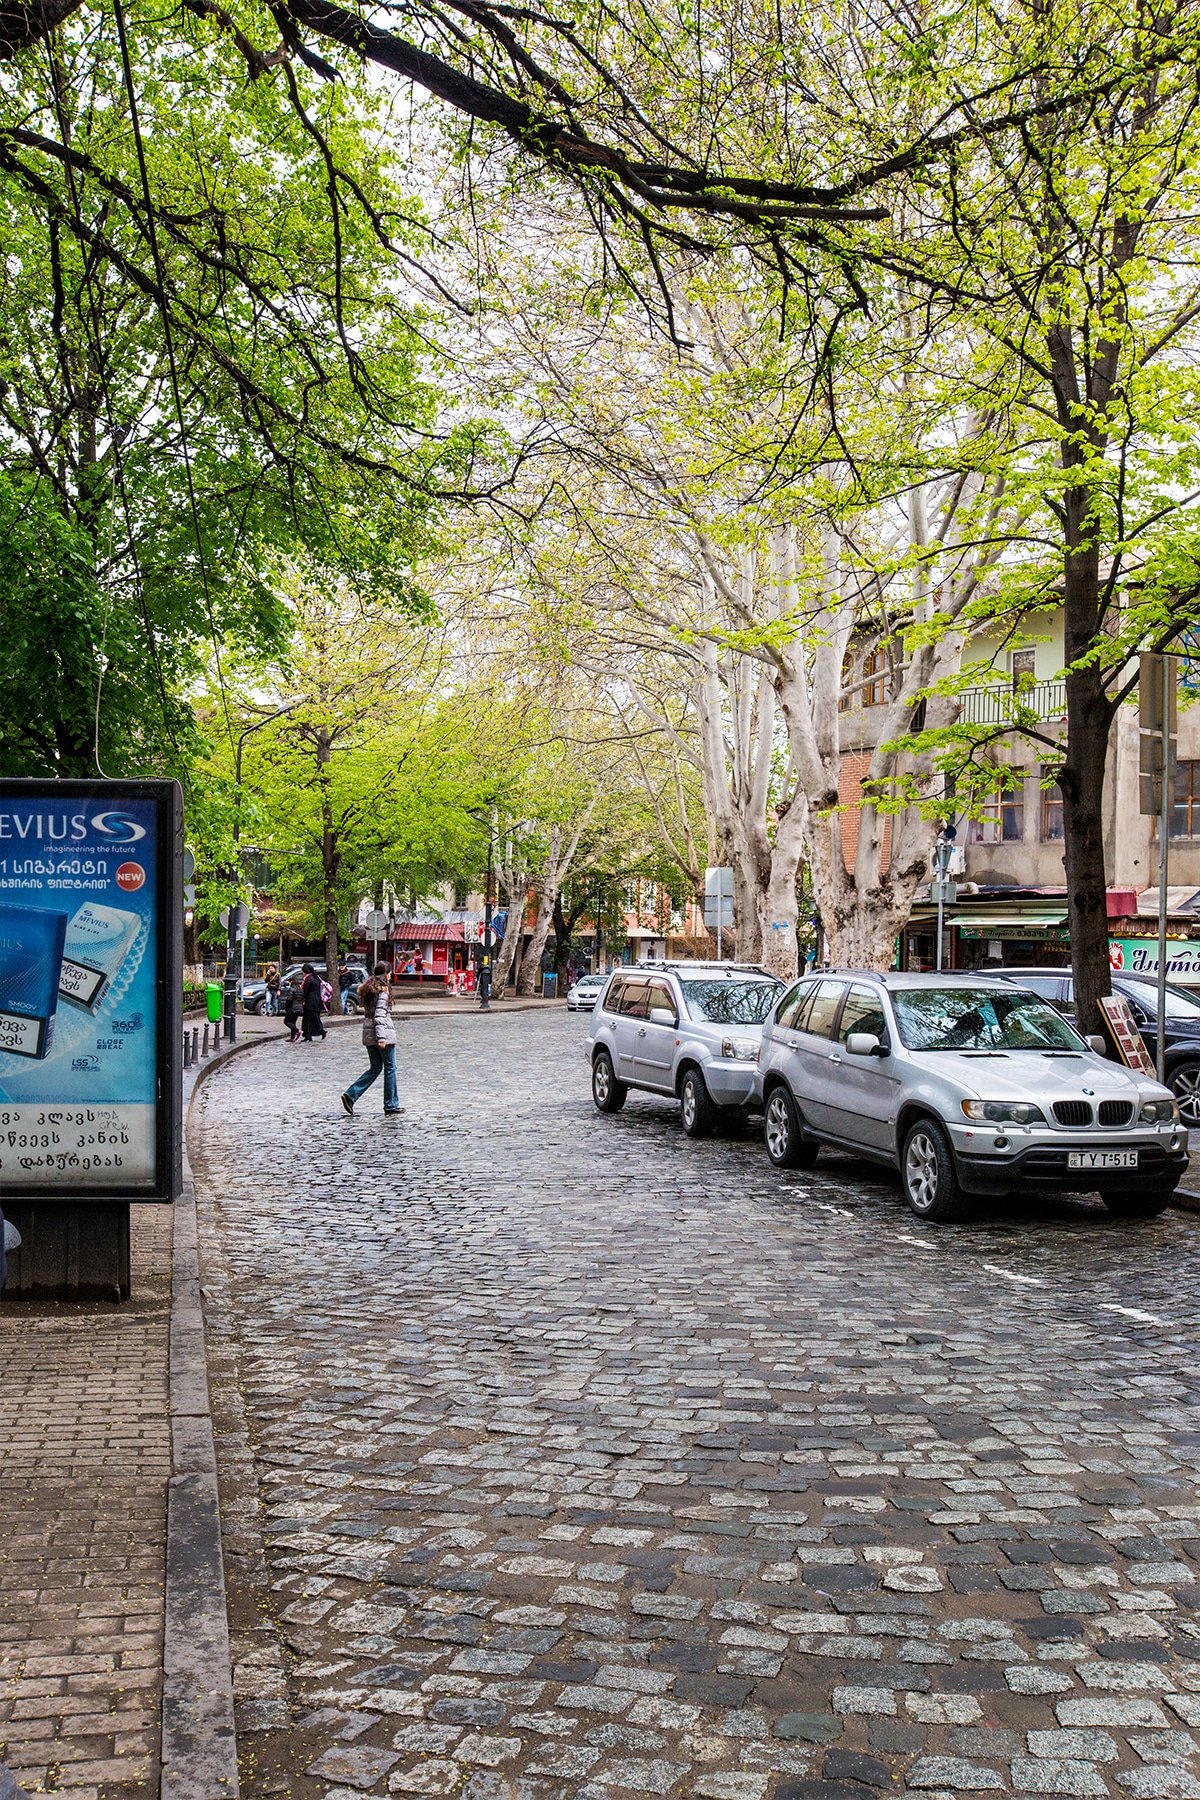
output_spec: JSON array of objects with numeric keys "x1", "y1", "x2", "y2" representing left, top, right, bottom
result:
[
  {"x1": 1097, "y1": 994, "x2": 1156, "y2": 1077},
  {"x1": 0, "y1": 779, "x2": 182, "y2": 1203}
]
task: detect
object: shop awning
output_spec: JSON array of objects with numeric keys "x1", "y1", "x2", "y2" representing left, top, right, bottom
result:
[
  {"x1": 391, "y1": 922, "x2": 465, "y2": 942},
  {"x1": 950, "y1": 911, "x2": 1068, "y2": 929},
  {"x1": 1136, "y1": 887, "x2": 1200, "y2": 915}
]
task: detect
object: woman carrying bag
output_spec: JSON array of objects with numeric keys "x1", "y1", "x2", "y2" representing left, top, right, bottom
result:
[{"x1": 341, "y1": 962, "x2": 402, "y2": 1116}]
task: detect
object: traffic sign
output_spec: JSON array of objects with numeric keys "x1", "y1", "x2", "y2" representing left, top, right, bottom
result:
[{"x1": 364, "y1": 909, "x2": 388, "y2": 933}]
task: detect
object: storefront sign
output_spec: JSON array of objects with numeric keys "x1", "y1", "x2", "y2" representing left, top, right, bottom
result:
[
  {"x1": 0, "y1": 779, "x2": 183, "y2": 1202},
  {"x1": 1109, "y1": 937, "x2": 1200, "y2": 980}
]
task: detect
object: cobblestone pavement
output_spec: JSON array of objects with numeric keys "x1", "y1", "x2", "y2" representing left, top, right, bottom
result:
[
  {"x1": 0, "y1": 1207, "x2": 171, "y2": 1800},
  {"x1": 189, "y1": 1012, "x2": 1200, "y2": 1800}
]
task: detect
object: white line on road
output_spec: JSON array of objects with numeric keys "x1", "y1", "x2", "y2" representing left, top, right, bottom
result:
[
  {"x1": 982, "y1": 1262, "x2": 1046, "y2": 1285},
  {"x1": 895, "y1": 1232, "x2": 936, "y2": 1251},
  {"x1": 1099, "y1": 1302, "x2": 1173, "y2": 1326}
]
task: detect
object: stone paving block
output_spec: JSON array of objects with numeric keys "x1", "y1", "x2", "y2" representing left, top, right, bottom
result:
[{"x1": 1009, "y1": 1755, "x2": 1110, "y2": 1795}]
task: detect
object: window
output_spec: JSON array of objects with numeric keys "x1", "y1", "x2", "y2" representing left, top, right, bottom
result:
[
  {"x1": 862, "y1": 648, "x2": 887, "y2": 707},
  {"x1": 775, "y1": 981, "x2": 812, "y2": 1029},
  {"x1": 838, "y1": 653, "x2": 855, "y2": 712},
  {"x1": 604, "y1": 976, "x2": 626, "y2": 1013},
  {"x1": 968, "y1": 797, "x2": 1000, "y2": 845},
  {"x1": 645, "y1": 981, "x2": 676, "y2": 1023},
  {"x1": 837, "y1": 984, "x2": 888, "y2": 1043},
  {"x1": 892, "y1": 986, "x2": 1084, "y2": 1051},
  {"x1": 802, "y1": 980, "x2": 845, "y2": 1039},
  {"x1": 1172, "y1": 760, "x2": 1200, "y2": 838},
  {"x1": 1040, "y1": 769, "x2": 1064, "y2": 842},
  {"x1": 619, "y1": 981, "x2": 650, "y2": 1018},
  {"x1": 1001, "y1": 781, "x2": 1026, "y2": 842},
  {"x1": 1011, "y1": 648, "x2": 1037, "y2": 690},
  {"x1": 682, "y1": 979, "x2": 781, "y2": 1025}
]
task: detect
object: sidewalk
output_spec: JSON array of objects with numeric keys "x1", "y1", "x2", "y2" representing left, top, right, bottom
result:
[
  {"x1": 0, "y1": 1207, "x2": 172, "y2": 1799},
  {"x1": 0, "y1": 996, "x2": 563, "y2": 1799}
]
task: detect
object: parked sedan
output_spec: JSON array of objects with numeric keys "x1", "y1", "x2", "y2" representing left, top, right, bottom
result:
[
  {"x1": 755, "y1": 971, "x2": 1186, "y2": 1221},
  {"x1": 991, "y1": 966, "x2": 1200, "y2": 1125},
  {"x1": 566, "y1": 973, "x2": 608, "y2": 1012}
]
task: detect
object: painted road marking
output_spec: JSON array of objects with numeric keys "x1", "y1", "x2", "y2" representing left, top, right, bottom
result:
[
  {"x1": 1099, "y1": 1302, "x2": 1172, "y2": 1326},
  {"x1": 895, "y1": 1233, "x2": 936, "y2": 1251},
  {"x1": 982, "y1": 1262, "x2": 1045, "y2": 1285}
]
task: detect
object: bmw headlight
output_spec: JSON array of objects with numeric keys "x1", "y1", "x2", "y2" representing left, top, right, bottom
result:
[
  {"x1": 721, "y1": 1037, "x2": 758, "y2": 1061},
  {"x1": 961, "y1": 1099, "x2": 1046, "y2": 1125},
  {"x1": 1140, "y1": 1098, "x2": 1180, "y2": 1124}
]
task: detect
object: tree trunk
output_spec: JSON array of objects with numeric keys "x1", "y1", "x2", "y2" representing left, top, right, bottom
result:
[
  {"x1": 491, "y1": 860, "x2": 527, "y2": 994},
  {"x1": 1060, "y1": 664, "x2": 1114, "y2": 1035},
  {"x1": 516, "y1": 886, "x2": 554, "y2": 994}
]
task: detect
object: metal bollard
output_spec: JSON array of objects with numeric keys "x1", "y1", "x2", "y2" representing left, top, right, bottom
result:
[
  {"x1": 191, "y1": 1026, "x2": 199, "y2": 1065},
  {"x1": 183, "y1": 1032, "x2": 192, "y2": 1070},
  {"x1": 202, "y1": 1022, "x2": 210, "y2": 1057},
  {"x1": 212, "y1": 1015, "x2": 221, "y2": 1047}
]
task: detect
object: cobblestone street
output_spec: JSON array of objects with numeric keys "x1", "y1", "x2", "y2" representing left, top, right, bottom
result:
[{"x1": 189, "y1": 1010, "x2": 1200, "y2": 1800}]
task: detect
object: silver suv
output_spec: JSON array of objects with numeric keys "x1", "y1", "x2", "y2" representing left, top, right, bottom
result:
[
  {"x1": 587, "y1": 961, "x2": 783, "y2": 1135},
  {"x1": 755, "y1": 971, "x2": 1186, "y2": 1221}
]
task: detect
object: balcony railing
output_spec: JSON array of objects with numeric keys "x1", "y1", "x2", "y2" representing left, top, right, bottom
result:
[{"x1": 959, "y1": 680, "x2": 1067, "y2": 726}]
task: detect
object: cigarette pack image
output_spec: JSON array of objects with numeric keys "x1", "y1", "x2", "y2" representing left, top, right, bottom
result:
[
  {"x1": 59, "y1": 902, "x2": 142, "y2": 1013},
  {"x1": 0, "y1": 901, "x2": 69, "y2": 1059}
]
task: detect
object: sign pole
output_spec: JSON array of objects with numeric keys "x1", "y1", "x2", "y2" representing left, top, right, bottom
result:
[{"x1": 1157, "y1": 655, "x2": 1172, "y2": 1081}]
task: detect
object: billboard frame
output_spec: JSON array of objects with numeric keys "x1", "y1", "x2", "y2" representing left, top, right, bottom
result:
[{"x1": 0, "y1": 776, "x2": 183, "y2": 1206}]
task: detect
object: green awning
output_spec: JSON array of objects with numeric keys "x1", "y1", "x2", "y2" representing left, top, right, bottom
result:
[{"x1": 950, "y1": 910, "x2": 1068, "y2": 928}]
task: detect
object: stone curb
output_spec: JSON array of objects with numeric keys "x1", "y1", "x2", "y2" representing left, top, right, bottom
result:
[{"x1": 159, "y1": 1035, "x2": 259, "y2": 1800}]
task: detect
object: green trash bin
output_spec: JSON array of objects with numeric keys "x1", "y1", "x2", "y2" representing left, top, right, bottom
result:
[{"x1": 205, "y1": 981, "x2": 223, "y2": 1023}]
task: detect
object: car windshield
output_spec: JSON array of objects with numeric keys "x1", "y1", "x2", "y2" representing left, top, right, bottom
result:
[
  {"x1": 1122, "y1": 977, "x2": 1200, "y2": 1020},
  {"x1": 680, "y1": 979, "x2": 781, "y2": 1024},
  {"x1": 892, "y1": 986, "x2": 1087, "y2": 1052}
]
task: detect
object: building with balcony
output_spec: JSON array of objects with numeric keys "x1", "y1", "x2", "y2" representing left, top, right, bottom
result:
[{"x1": 839, "y1": 610, "x2": 1200, "y2": 977}]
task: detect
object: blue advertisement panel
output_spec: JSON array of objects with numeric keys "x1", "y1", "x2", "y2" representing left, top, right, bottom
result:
[{"x1": 0, "y1": 781, "x2": 182, "y2": 1201}]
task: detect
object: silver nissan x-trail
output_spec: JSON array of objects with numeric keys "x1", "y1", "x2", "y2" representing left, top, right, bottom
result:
[
  {"x1": 586, "y1": 961, "x2": 783, "y2": 1135},
  {"x1": 754, "y1": 971, "x2": 1186, "y2": 1221}
]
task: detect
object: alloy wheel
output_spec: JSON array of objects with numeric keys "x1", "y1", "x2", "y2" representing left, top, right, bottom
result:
[
  {"x1": 1171, "y1": 1064, "x2": 1200, "y2": 1126},
  {"x1": 905, "y1": 1129, "x2": 940, "y2": 1211},
  {"x1": 765, "y1": 1091, "x2": 790, "y2": 1161},
  {"x1": 594, "y1": 1059, "x2": 610, "y2": 1103},
  {"x1": 681, "y1": 1082, "x2": 696, "y2": 1131}
]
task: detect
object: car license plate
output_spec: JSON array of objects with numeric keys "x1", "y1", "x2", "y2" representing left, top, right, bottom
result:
[{"x1": 1067, "y1": 1150, "x2": 1138, "y2": 1170}]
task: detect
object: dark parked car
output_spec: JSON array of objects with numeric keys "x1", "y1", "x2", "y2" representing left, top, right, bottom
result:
[
  {"x1": 992, "y1": 967, "x2": 1200, "y2": 1125},
  {"x1": 240, "y1": 961, "x2": 368, "y2": 1015}
]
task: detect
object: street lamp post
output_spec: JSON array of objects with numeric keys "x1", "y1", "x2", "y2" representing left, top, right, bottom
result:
[
  {"x1": 478, "y1": 832, "x2": 494, "y2": 1011},
  {"x1": 933, "y1": 824, "x2": 958, "y2": 973},
  {"x1": 223, "y1": 701, "x2": 299, "y2": 1043}
]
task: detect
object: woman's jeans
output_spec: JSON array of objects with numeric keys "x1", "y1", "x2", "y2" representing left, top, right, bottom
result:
[{"x1": 346, "y1": 1044, "x2": 399, "y2": 1111}]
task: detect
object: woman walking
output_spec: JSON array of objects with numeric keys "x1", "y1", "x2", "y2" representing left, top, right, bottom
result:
[
  {"x1": 341, "y1": 962, "x2": 401, "y2": 1116},
  {"x1": 300, "y1": 963, "x2": 327, "y2": 1042}
]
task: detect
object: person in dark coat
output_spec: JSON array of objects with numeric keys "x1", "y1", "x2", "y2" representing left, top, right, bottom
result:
[
  {"x1": 300, "y1": 963, "x2": 327, "y2": 1041},
  {"x1": 282, "y1": 975, "x2": 304, "y2": 1042}
]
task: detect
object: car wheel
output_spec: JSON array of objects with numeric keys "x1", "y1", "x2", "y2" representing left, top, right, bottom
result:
[
  {"x1": 763, "y1": 1086, "x2": 820, "y2": 1168},
  {"x1": 1101, "y1": 1188, "x2": 1175, "y2": 1218},
  {"x1": 1169, "y1": 1060, "x2": 1200, "y2": 1126},
  {"x1": 901, "y1": 1117, "x2": 964, "y2": 1221},
  {"x1": 592, "y1": 1051, "x2": 627, "y2": 1114},
  {"x1": 252, "y1": 997, "x2": 268, "y2": 1016},
  {"x1": 680, "y1": 1068, "x2": 715, "y2": 1138}
]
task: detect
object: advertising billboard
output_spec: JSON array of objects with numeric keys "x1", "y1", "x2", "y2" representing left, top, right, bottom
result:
[{"x1": 0, "y1": 779, "x2": 182, "y2": 1203}]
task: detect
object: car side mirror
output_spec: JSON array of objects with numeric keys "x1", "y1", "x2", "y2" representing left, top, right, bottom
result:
[
  {"x1": 649, "y1": 1006, "x2": 677, "y2": 1028},
  {"x1": 1086, "y1": 1033, "x2": 1108, "y2": 1055},
  {"x1": 845, "y1": 1032, "x2": 883, "y2": 1057}
]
